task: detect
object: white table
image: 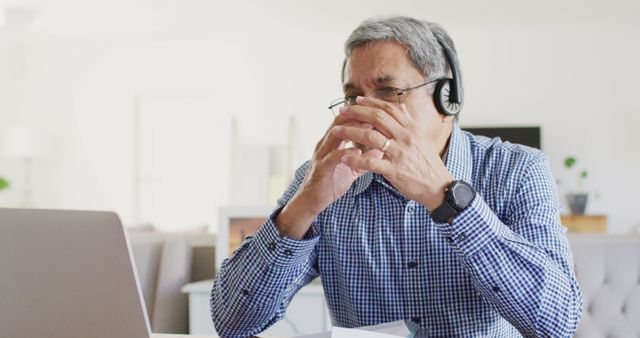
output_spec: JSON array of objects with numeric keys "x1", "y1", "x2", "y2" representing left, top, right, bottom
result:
[
  {"x1": 182, "y1": 279, "x2": 330, "y2": 337},
  {"x1": 152, "y1": 335, "x2": 217, "y2": 338}
]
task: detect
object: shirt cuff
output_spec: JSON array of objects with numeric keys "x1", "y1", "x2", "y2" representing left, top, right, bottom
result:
[
  {"x1": 434, "y1": 195, "x2": 502, "y2": 257},
  {"x1": 252, "y1": 207, "x2": 320, "y2": 268}
]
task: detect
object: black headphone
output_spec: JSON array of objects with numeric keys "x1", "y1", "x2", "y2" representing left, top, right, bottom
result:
[{"x1": 433, "y1": 37, "x2": 464, "y2": 116}]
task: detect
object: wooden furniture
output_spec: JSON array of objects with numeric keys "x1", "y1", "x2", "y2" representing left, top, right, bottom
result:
[{"x1": 561, "y1": 214, "x2": 607, "y2": 233}]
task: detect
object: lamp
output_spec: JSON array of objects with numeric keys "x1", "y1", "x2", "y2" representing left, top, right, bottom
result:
[{"x1": 3, "y1": 126, "x2": 38, "y2": 207}]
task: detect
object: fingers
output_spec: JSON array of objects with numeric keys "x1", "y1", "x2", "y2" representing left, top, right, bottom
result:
[
  {"x1": 315, "y1": 117, "x2": 373, "y2": 159},
  {"x1": 319, "y1": 147, "x2": 364, "y2": 175},
  {"x1": 331, "y1": 125, "x2": 398, "y2": 158},
  {"x1": 340, "y1": 148, "x2": 392, "y2": 176},
  {"x1": 359, "y1": 96, "x2": 413, "y2": 126},
  {"x1": 325, "y1": 147, "x2": 362, "y2": 166},
  {"x1": 314, "y1": 128, "x2": 342, "y2": 159},
  {"x1": 345, "y1": 95, "x2": 411, "y2": 124},
  {"x1": 339, "y1": 105, "x2": 405, "y2": 140},
  {"x1": 314, "y1": 114, "x2": 349, "y2": 153}
]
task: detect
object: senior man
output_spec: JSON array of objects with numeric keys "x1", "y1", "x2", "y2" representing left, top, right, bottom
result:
[{"x1": 211, "y1": 16, "x2": 582, "y2": 337}]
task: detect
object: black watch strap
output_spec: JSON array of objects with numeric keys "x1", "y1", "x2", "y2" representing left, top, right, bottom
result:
[
  {"x1": 431, "y1": 200, "x2": 458, "y2": 223},
  {"x1": 431, "y1": 180, "x2": 476, "y2": 223}
]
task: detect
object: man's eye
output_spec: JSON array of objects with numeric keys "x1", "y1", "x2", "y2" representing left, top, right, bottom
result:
[
  {"x1": 379, "y1": 87, "x2": 400, "y2": 94},
  {"x1": 372, "y1": 88, "x2": 401, "y2": 102}
]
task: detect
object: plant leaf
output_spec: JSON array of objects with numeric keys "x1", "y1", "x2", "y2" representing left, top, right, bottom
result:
[
  {"x1": 580, "y1": 170, "x2": 588, "y2": 178},
  {"x1": 564, "y1": 156, "x2": 576, "y2": 168},
  {"x1": 0, "y1": 177, "x2": 9, "y2": 191}
]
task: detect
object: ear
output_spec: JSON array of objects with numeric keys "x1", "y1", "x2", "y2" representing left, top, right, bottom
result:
[{"x1": 440, "y1": 113, "x2": 453, "y2": 123}]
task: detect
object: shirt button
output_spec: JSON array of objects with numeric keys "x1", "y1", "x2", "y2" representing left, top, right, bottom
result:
[
  {"x1": 458, "y1": 233, "x2": 468, "y2": 241},
  {"x1": 407, "y1": 261, "x2": 418, "y2": 269},
  {"x1": 407, "y1": 204, "x2": 415, "y2": 213},
  {"x1": 268, "y1": 241, "x2": 277, "y2": 252},
  {"x1": 445, "y1": 236, "x2": 453, "y2": 244},
  {"x1": 283, "y1": 249, "x2": 293, "y2": 257},
  {"x1": 241, "y1": 288, "x2": 249, "y2": 296},
  {"x1": 492, "y1": 286, "x2": 501, "y2": 293}
]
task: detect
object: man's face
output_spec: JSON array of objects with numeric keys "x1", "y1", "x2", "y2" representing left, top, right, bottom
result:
[{"x1": 342, "y1": 41, "x2": 451, "y2": 149}]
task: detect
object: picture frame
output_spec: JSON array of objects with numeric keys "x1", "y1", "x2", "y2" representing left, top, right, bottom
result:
[{"x1": 214, "y1": 206, "x2": 274, "y2": 271}]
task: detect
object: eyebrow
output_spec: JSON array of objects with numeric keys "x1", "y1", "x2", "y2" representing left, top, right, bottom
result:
[{"x1": 342, "y1": 76, "x2": 402, "y2": 93}]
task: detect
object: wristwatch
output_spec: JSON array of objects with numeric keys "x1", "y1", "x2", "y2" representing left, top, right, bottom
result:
[{"x1": 431, "y1": 180, "x2": 476, "y2": 223}]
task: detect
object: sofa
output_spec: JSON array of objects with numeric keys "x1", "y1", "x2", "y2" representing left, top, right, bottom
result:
[
  {"x1": 569, "y1": 234, "x2": 640, "y2": 337},
  {"x1": 128, "y1": 230, "x2": 216, "y2": 334}
]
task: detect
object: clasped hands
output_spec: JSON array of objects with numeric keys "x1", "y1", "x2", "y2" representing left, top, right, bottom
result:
[
  {"x1": 276, "y1": 96, "x2": 453, "y2": 239},
  {"x1": 332, "y1": 96, "x2": 453, "y2": 212}
]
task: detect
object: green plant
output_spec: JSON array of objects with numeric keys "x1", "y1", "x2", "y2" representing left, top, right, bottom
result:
[
  {"x1": 563, "y1": 156, "x2": 588, "y2": 189},
  {"x1": 0, "y1": 177, "x2": 9, "y2": 191}
]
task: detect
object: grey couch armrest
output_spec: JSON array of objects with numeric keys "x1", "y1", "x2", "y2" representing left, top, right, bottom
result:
[
  {"x1": 568, "y1": 234, "x2": 640, "y2": 337},
  {"x1": 151, "y1": 239, "x2": 192, "y2": 334},
  {"x1": 129, "y1": 231, "x2": 216, "y2": 334},
  {"x1": 130, "y1": 236, "x2": 191, "y2": 334}
]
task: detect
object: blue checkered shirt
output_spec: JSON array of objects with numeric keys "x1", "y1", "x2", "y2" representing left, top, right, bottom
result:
[{"x1": 211, "y1": 123, "x2": 582, "y2": 337}]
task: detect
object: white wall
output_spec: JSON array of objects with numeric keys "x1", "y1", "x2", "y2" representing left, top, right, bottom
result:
[
  {"x1": 0, "y1": 0, "x2": 638, "y2": 232},
  {"x1": 0, "y1": 37, "x2": 26, "y2": 206}
]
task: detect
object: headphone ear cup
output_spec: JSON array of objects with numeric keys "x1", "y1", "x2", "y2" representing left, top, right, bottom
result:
[{"x1": 434, "y1": 79, "x2": 464, "y2": 116}]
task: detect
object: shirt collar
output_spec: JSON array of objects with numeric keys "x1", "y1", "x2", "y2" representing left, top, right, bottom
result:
[
  {"x1": 444, "y1": 121, "x2": 474, "y2": 183},
  {"x1": 351, "y1": 122, "x2": 473, "y2": 197}
]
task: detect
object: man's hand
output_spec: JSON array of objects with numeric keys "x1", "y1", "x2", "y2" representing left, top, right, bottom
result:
[
  {"x1": 276, "y1": 114, "x2": 382, "y2": 239},
  {"x1": 331, "y1": 96, "x2": 454, "y2": 212}
]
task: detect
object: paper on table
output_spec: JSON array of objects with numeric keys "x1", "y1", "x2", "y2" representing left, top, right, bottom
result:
[
  {"x1": 357, "y1": 320, "x2": 411, "y2": 336},
  {"x1": 332, "y1": 326, "x2": 404, "y2": 338},
  {"x1": 294, "y1": 332, "x2": 330, "y2": 338},
  {"x1": 292, "y1": 320, "x2": 410, "y2": 338}
]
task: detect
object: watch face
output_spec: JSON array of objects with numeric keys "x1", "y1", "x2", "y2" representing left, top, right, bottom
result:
[{"x1": 451, "y1": 182, "x2": 475, "y2": 208}]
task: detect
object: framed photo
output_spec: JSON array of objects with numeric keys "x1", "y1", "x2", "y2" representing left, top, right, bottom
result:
[{"x1": 214, "y1": 206, "x2": 273, "y2": 271}]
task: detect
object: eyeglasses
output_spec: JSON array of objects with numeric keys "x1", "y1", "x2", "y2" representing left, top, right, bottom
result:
[{"x1": 328, "y1": 78, "x2": 441, "y2": 116}]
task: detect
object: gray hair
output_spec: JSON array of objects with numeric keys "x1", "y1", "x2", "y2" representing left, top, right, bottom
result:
[{"x1": 342, "y1": 16, "x2": 459, "y2": 84}]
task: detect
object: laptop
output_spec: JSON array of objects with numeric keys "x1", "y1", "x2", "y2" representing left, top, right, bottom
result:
[{"x1": 0, "y1": 208, "x2": 152, "y2": 338}]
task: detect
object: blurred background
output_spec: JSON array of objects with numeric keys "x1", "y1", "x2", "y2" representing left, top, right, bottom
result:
[{"x1": 0, "y1": 0, "x2": 639, "y2": 234}]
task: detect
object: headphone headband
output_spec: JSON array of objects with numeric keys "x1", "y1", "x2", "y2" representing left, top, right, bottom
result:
[
  {"x1": 436, "y1": 38, "x2": 463, "y2": 104},
  {"x1": 432, "y1": 36, "x2": 464, "y2": 116}
]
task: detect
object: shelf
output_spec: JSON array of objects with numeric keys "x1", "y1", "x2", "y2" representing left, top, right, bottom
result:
[{"x1": 561, "y1": 214, "x2": 607, "y2": 233}]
